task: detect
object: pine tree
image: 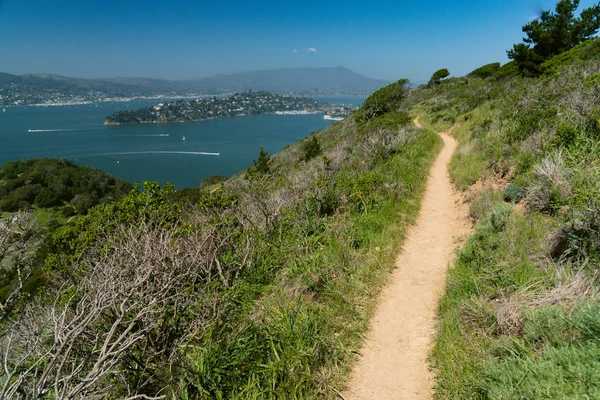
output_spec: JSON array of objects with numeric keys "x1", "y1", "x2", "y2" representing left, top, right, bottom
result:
[{"x1": 508, "y1": 0, "x2": 600, "y2": 75}]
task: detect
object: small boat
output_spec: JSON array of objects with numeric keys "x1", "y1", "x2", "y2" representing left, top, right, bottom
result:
[
  {"x1": 2, "y1": 108, "x2": 5, "y2": 112},
  {"x1": 182, "y1": 135, "x2": 186, "y2": 141}
]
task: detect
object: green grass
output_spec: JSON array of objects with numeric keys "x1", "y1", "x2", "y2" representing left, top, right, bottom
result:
[
  {"x1": 419, "y1": 40, "x2": 600, "y2": 399},
  {"x1": 176, "y1": 118, "x2": 443, "y2": 399}
]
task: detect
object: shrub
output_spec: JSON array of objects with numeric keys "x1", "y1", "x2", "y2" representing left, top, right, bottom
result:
[
  {"x1": 34, "y1": 188, "x2": 60, "y2": 208},
  {"x1": 526, "y1": 151, "x2": 572, "y2": 212},
  {"x1": 429, "y1": 68, "x2": 450, "y2": 85},
  {"x1": 301, "y1": 135, "x2": 322, "y2": 162},
  {"x1": 503, "y1": 183, "x2": 524, "y2": 203},
  {"x1": 468, "y1": 63, "x2": 501, "y2": 79},
  {"x1": 200, "y1": 175, "x2": 228, "y2": 189},
  {"x1": 357, "y1": 79, "x2": 410, "y2": 123},
  {"x1": 249, "y1": 146, "x2": 271, "y2": 177}
]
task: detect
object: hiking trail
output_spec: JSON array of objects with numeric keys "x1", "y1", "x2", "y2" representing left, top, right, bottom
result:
[{"x1": 342, "y1": 119, "x2": 470, "y2": 399}]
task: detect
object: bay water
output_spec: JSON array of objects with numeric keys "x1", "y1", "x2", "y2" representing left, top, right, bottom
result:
[{"x1": 0, "y1": 97, "x2": 363, "y2": 189}]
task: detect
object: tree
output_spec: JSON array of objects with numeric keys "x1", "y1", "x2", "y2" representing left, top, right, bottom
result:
[
  {"x1": 250, "y1": 147, "x2": 271, "y2": 177},
  {"x1": 357, "y1": 78, "x2": 410, "y2": 123},
  {"x1": 301, "y1": 135, "x2": 322, "y2": 162},
  {"x1": 428, "y1": 69, "x2": 450, "y2": 85},
  {"x1": 508, "y1": 0, "x2": 600, "y2": 75},
  {"x1": 468, "y1": 62, "x2": 501, "y2": 79}
]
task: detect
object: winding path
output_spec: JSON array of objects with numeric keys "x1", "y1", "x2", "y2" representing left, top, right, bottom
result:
[{"x1": 342, "y1": 120, "x2": 470, "y2": 399}]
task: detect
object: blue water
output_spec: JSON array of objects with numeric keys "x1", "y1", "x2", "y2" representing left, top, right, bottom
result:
[{"x1": 0, "y1": 97, "x2": 363, "y2": 189}]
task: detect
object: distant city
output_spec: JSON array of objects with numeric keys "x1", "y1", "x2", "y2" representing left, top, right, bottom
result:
[{"x1": 0, "y1": 66, "x2": 388, "y2": 106}]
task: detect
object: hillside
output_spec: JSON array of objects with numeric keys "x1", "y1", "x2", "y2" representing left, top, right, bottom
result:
[
  {"x1": 411, "y1": 37, "x2": 600, "y2": 399},
  {"x1": 2, "y1": 29, "x2": 600, "y2": 400},
  {"x1": 0, "y1": 78, "x2": 440, "y2": 398},
  {"x1": 0, "y1": 159, "x2": 133, "y2": 215}
]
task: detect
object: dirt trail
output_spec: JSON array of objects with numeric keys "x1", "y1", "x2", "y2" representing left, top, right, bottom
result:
[{"x1": 342, "y1": 119, "x2": 470, "y2": 400}]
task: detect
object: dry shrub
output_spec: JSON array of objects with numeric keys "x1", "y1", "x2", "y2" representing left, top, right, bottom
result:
[
  {"x1": 558, "y1": 63, "x2": 600, "y2": 120},
  {"x1": 1, "y1": 220, "x2": 224, "y2": 399},
  {"x1": 456, "y1": 140, "x2": 475, "y2": 158},
  {"x1": 526, "y1": 151, "x2": 572, "y2": 212},
  {"x1": 468, "y1": 184, "x2": 497, "y2": 221},
  {"x1": 323, "y1": 140, "x2": 351, "y2": 172},
  {"x1": 356, "y1": 127, "x2": 417, "y2": 167},
  {"x1": 531, "y1": 272, "x2": 595, "y2": 307},
  {"x1": 495, "y1": 296, "x2": 525, "y2": 336},
  {"x1": 0, "y1": 212, "x2": 38, "y2": 320},
  {"x1": 518, "y1": 129, "x2": 547, "y2": 159},
  {"x1": 494, "y1": 271, "x2": 595, "y2": 337}
]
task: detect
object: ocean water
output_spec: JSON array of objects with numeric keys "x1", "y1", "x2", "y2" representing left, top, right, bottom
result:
[{"x1": 0, "y1": 97, "x2": 363, "y2": 189}]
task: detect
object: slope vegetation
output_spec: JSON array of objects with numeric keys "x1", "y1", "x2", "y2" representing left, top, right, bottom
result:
[
  {"x1": 1, "y1": 80, "x2": 441, "y2": 398},
  {"x1": 411, "y1": 38, "x2": 600, "y2": 399},
  {"x1": 343, "y1": 122, "x2": 470, "y2": 399}
]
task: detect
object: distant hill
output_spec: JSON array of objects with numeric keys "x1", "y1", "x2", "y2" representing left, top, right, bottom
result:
[
  {"x1": 0, "y1": 67, "x2": 388, "y2": 105},
  {"x1": 182, "y1": 67, "x2": 389, "y2": 93}
]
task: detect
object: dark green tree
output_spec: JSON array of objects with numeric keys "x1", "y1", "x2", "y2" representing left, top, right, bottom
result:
[
  {"x1": 301, "y1": 135, "x2": 322, "y2": 162},
  {"x1": 251, "y1": 147, "x2": 271, "y2": 177},
  {"x1": 357, "y1": 78, "x2": 410, "y2": 123},
  {"x1": 428, "y1": 69, "x2": 450, "y2": 85},
  {"x1": 508, "y1": 0, "x2": 600, "y2": 75}
]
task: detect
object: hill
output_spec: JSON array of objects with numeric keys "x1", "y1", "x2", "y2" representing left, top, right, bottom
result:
[
  {"x1": 0, "y1": 77, "x2": 438, "y2": 398},
  {"x1": 2, "y1": 33, "x2": 600, "y2": 400},
  {"x1": 0, "y1": 159, "x2": 133, "y2": 215},
  {"x1": 0, "y1": 67, "x2": 387, "y2": 106},
  {"x1": 182, "y1": 66, "x2": 389, "y2": 94},
  {"x1": 412, "y1": 37, "x2": 600, "y2": 399},
  {"x1": 0, "y1": 72, "x2": 161, "y2": 106}
]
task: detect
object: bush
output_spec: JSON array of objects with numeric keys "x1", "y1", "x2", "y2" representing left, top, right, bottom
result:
[
  {"x1": 35, "y1": 188, "x2": 60, "y2": 208},
  {"x1": 200, "y1": 175, "x2": 228, "y2": 189},
  {"x1": 525, "y1": 151, "x2": 571, "y2": 212},
  {"x1": 503, "y1": 183, "x2": 524, "y2": 203},
  {"x1": 0, "y1": 196, "x2": 19, "y2": 212},
  {"x1": 429, "y1": 68, "x2": 450, "y2": 85},
  {"x1": 301, "y1": 135, "x2": 322, "y2": 162},
  {"x1": 357, "y1": 79, "x2": 409, "y2": 123},
  {"x1": 468, "y1": 63, "x2": 501, "y2": 79},
  {"x1": 71, "y1": 194, "x2": 96, "y2": 215}
]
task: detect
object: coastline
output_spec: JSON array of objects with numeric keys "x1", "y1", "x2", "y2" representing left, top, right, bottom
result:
[{"x1": 103, "y1": 110, "x2": 328, "y2": 126}]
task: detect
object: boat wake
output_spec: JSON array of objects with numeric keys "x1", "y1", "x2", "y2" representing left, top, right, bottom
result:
[
  {"x1": 81, "y1": 151, "x2": 220, "y2": 157},
  {"x1": 28, "y1": 128, "x2": 79, "y2": 133}
]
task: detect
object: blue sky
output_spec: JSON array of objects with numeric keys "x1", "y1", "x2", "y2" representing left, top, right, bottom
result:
[{"x1": 0, "y1": 0, "x2": 598, "y2": 82}]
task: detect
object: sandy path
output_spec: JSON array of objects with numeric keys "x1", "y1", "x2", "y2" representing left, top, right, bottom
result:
[{"x1": 342, "y1": 120, "x2": 470, "y2": 400}]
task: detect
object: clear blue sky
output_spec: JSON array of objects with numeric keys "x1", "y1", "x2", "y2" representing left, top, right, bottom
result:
[{"x1": 0, "y1": 0, "x2": 598, "y2": 82}]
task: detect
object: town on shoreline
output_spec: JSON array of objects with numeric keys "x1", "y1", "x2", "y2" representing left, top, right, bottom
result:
[{"x1": 104, "y1": 91, "x2": 353, "y2": 125}]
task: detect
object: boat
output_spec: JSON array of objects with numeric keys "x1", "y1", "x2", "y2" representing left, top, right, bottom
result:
[
  {"x1": 324, "y1": 115, "x2": 344, "y2": 121},
  {"x1": 2, "y1": 108, "x2": 5, "y2": 112},
  {"x1": 182, "y1": 135, "x2": 186, "y2": 141}
]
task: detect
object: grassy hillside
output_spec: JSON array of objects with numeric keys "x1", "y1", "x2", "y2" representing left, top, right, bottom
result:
[
  {"x1": 411, "y1": 38, "x2": 600, "y2": 399},
  {"x1": 0, "y1": 81, "x2": 442, "y2": 398}
]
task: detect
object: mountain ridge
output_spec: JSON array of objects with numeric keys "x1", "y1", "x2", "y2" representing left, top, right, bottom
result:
[{"x1": 0, "y1": 67, "x2": 387, "y2": 105}]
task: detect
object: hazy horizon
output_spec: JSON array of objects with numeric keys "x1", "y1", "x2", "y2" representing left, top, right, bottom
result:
[
  {"x1": 1, "y1": 0, "x2": 598, "y2": 82},
  {"x1": 4, "y1": 66, "x2": 390, "y2": 83}
]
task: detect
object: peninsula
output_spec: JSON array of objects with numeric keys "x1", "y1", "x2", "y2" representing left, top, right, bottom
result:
[{"x1": 104, "y1": 91, "x2": 349, "y2": 125}]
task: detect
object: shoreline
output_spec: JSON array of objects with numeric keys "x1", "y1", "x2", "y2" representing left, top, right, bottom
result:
[
  {"x1": 4, "y1": 94, "x2": 366, "y2": 109},
  {"x1": 104, "y1": 110, "x2": 330, "y2": 126}
]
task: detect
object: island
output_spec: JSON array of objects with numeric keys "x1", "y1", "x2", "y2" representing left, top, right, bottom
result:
[{"x1": 104, "y1": 91, "x2": 352, "y2": 125}]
